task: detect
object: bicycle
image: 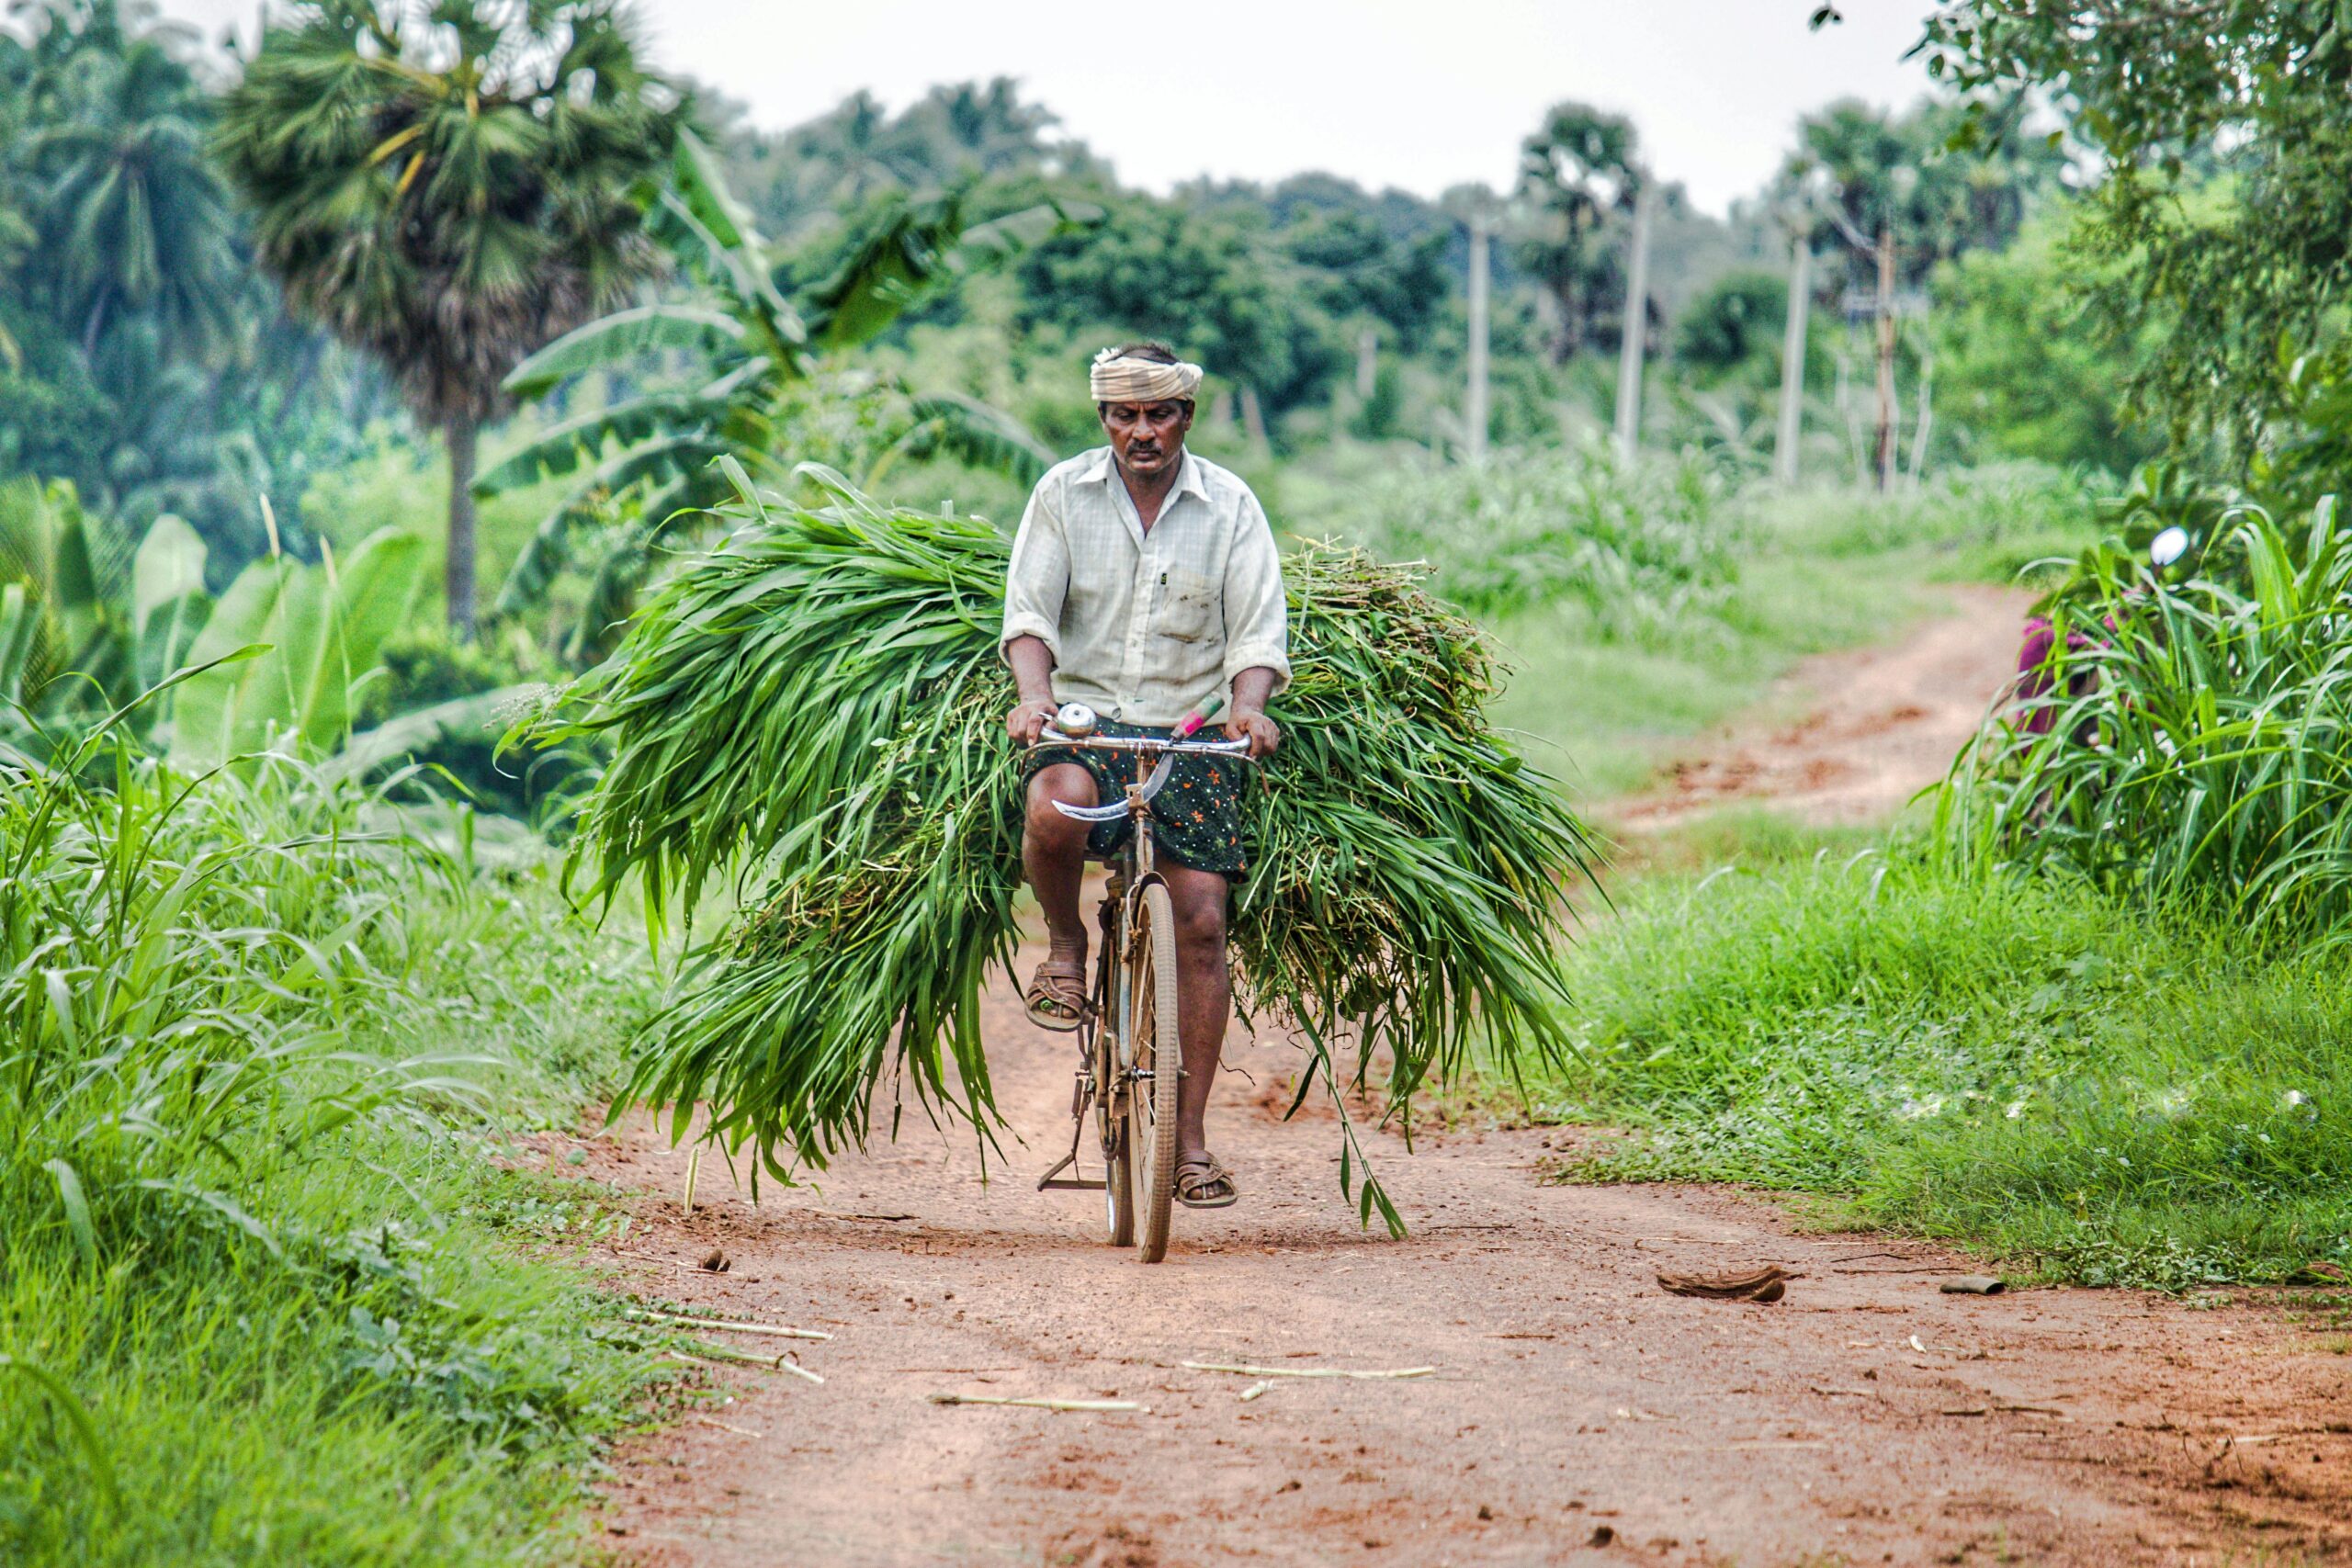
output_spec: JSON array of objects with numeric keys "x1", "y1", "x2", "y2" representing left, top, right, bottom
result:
[{"x1": 1030, "y1": 697, "x2": 1254, "y2": 1263}]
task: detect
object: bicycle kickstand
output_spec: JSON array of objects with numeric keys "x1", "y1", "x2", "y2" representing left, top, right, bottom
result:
[{"x1": 1036, "y1": 1070, "x2": 1107, "y2": 1192}]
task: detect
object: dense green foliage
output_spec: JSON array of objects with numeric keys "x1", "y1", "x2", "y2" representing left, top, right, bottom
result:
[
  {"x1": 1928, "y1": 209, "x2": 2159, "y2": 475},
  {"x1": 0, "y1": 1, "x2": 370, "y2": 568},
  {"x1": 1535, "y1": 844, "x2": 2350, "y2": 1288},
  {"x1": 1332, "y1": 446, "x2": 1736, "y2": 633},
  {"x1": 528, "y1": 471, "x2": 1595, "y2": 1224},
  {"x1": 1944, "y1": 499, "x2": 2352, "y2": 938},
  {"x1": 214, "y1": 0, "x2": 686, "y2": 634},
  {"x1": 1921, "y1": 3, "x2": 2352, "y2": 450},
  {"x1": 0, "y1": 716, "x2": 663, "y2": 1564}
]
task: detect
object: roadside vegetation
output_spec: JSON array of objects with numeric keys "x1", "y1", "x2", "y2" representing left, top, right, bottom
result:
[
  {"x1": 1533, "y1": 844, "x2": 2349, "y2": 1290},
  {"x1": 0, "y1": 715, "x2": 663, "y2": 1564}
]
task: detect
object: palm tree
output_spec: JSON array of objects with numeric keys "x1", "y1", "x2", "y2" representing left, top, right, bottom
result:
[
  {"x1": 1512, "y1": 101, "x2": 1643, "y2": 363},
  {"x1": 213, "y1": 0, "x2": 683, "y2": 637},
  {"x1": 25, "y1": 16, "x2": 235, "y2": 360}
]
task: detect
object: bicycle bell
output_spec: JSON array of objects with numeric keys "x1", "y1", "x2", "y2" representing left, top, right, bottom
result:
[{"x1": 1053, "y1": 701, "x2": 1100, "y2": 738}]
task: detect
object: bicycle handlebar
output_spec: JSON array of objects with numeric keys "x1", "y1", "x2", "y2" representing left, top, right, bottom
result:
[{"x1": 1027, "y1": 731, "x2": 1255, "y2": 760}]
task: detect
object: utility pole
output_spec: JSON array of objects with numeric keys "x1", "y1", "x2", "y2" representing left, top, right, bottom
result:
[
  {"x1": 1465, "y1": 213, "x2": 1490, "y2": 465},
  {"x1": 1356, "y1": 324, "x2": 1378, "y2": 400},
  {"x1": 1613, "y1": 178, "x2": 1655, "y2": 463},
  {"x1": 1872, "y1": 223, "x2": 1897, "y2": 492},
  {"x1": 1775, "y1": 237, "x2": 1811, "y2": 488}
]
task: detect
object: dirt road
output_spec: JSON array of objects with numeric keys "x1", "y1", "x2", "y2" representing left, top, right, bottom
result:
[
  {"x1": 1615, "y1": 584, "x2": 2033, "y2": 829},
  {"x1": 571, "y1": 595, "x2": 2351, "y2": 1566},
  {"x1": 577, "y1": 1001, "x2": 2349, "y2": 1567}
]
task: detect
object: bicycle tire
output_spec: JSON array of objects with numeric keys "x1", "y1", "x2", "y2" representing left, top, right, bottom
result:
[
  {"x1": 1127, "y1": 881, "x2": 1182, "y2": 1262},
  {"x1": 1097, "y1": 1012, "x2": 1135, "y2": 1247}
]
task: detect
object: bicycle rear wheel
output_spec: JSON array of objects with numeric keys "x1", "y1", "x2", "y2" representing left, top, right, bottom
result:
[{"x1": 1125, "y1": 881, "x2": 1182, "y2": 1262}]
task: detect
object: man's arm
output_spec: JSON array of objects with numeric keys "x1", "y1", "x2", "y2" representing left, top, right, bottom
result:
[
  {"x1": 1002, "y1": 479, "x2": 1069, "y2": 745},
  {"x1": 1005, "y1": 634, "x2": 1058, "y2": 744},
  {"x1": 1221, "y1": 490, "x2": 1291, "y2": 759},
  {"x1": 1226, "y1": 665, "x2": 1281, "y2": 759}
]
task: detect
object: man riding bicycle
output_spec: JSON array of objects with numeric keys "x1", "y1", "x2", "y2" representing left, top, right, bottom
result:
[{"x1": 1001, "y1": 343, "x2": 1289, "y2": 1212}]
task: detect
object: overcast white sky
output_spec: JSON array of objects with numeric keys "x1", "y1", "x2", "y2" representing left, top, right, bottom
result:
[{"x1": 154, "y1": 0, "x2": 1939, "y2": 217}]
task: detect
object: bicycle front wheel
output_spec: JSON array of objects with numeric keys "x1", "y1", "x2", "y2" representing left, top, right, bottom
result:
[{"x1": 1125, "y1": 881, "x2": 1182, "y2": 1262}]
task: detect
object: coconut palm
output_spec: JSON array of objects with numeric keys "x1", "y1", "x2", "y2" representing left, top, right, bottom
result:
[
  {"x1": 213, "y1": 0, "x2": 684, "y2": 637},
  {"x1": 24, "y1": 13, "x2": 235, "y2": 360}
]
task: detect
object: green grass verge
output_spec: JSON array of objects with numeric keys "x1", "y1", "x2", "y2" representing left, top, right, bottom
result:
[
  {"x1": 2, "y1": 750, "x2": 672, "y2": 1567},
  {"x1": 1522, "y1": 840, "x2": 2351, "y2": 1290}
]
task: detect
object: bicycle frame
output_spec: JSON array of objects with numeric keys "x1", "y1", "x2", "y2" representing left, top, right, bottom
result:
[{"x1": 1031, "y1": 725, "x2": 1251, "y2": 1204}]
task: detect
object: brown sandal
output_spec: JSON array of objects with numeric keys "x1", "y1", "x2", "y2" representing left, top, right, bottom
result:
[
  {"x1": 1023, "y1": 959, "x2": 1087, "y2": 1032},
  {"x1": 1174, "y1": 1155, "x2": 1238, "y2": 1209}
]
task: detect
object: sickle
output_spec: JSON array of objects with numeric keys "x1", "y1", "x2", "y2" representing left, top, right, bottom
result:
[{"x1": 1050, "y1": 753, "x2": 1177, "y2": 822}]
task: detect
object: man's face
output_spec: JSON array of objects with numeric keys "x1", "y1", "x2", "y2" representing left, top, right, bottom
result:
[{"x1": 1101, "y1": 400, "x2": 1192, "y2": 479}]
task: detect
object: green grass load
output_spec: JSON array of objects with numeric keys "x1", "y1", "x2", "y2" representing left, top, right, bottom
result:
[{"x1": 534, "y1": 466, "x2": 1597, "y2": 1225}]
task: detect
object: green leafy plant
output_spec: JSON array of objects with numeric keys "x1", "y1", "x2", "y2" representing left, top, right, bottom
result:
[
  {"x1": 165, "y1": 525, "x2": 424, "y2": 770},
  {"x1": 1941, "y1": 494, "x2": 2352, "y2": 939}
]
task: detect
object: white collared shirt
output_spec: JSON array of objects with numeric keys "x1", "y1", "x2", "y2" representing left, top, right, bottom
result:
[{"x1": 1000, "y1": 446, "x2": 1291, "y2": 727}]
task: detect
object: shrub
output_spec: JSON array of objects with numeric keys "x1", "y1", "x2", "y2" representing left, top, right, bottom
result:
[{"x1": 1941, "y1": 498, "x2": 2352, "y2": 939}]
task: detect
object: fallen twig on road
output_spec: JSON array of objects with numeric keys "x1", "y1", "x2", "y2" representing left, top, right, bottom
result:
[
  {"x1": 1182, "y1": 1360, "x2": 1436, "y2": 1381},
  {"x1": 625, "y1": 1307, "x2": 831, "y2": 1341},
  {"x1": 927, "y1": 1393, "x2": 1147, "y2": 1413},
  {"x1": 681, "y1": 1339, "x2": 826, "y2": 1382},
  {"x1": 694, "y1": 1416, "x2": 764, "y2": 1438}
]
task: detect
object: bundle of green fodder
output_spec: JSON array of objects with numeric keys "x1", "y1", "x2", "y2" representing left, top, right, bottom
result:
[{"x1": 537, "y1": 466, "x2": 1597, "y2": 1205}]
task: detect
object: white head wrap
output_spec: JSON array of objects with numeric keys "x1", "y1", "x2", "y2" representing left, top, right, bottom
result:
[{"x1": 1090, "y1": 346, "x2": 1204, "y2": 404}]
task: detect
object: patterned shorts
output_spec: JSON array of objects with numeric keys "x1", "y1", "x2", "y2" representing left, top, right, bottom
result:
[{"x1": 1024, "y1": 719, "x2": 1248, "y2": 877}]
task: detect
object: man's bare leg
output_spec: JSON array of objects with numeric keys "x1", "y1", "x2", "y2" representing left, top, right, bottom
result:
[
  {"x1": 1023, "y1": 765, "x2": 1097, "y2": 990},
  {"x1": 1159, "y1": 862, "x2": 1231, "y2": 1168}
]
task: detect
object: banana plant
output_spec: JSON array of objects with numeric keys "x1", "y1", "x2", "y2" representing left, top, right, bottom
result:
[
  {"x1": 474, "y1": 130, "x2": 1088, "y2": 649},
  {"x1": 167, "y1": 527, "x2": 425, "y2": 772},
  {"x1": 0, "y1": 478, "x2": 212, "y2": 737}
]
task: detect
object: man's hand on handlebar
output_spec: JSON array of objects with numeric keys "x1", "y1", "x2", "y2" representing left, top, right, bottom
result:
[
  {"x1": 1226, "y1": 707, "x2": 1280, "y2": 760},
  {"x1": 1006, "y1": 696, "x2": 1057, "y2": 746}
]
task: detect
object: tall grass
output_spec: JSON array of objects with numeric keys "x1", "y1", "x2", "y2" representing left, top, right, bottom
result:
[
  {"x1": 1779, "y1": 458, "x2": 2103, "y2": 583},
  {"x1": 1942, "y1": 498, "x2": 2352, "y2": 939},
  {"x1": 1, "y1": 714, "x2": 662, "y2": 1565},
  {"x1": 1332, "y1": 445, "x2": 1738, "y2": 637},
  {"x1": 1530, "y1": 844, "x2": 2351, "y2": 1288}
]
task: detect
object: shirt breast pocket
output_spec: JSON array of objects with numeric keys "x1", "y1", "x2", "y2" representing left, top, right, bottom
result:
[{"x1": 1158, "y1": 568, "x2": 1220, "y2": 644}]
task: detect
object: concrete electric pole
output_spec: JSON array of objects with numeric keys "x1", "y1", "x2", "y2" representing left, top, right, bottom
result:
[
  {"x1": 1465, "y1": 213, "x2": 1490, "y2": 466},
  {"x1": 1775, "y1": 237, "x2": 1811, "y2": 487},
  {"x1": 1613, "y1": 178, "x2": 1655, "y2": 464}
]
